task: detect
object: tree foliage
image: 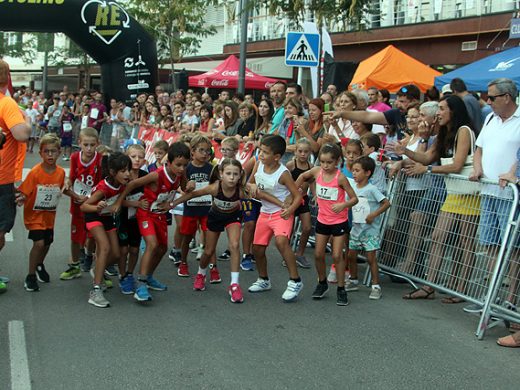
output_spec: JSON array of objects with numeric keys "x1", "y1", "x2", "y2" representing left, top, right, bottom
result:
[{"x1": 0, "y1": 32, "x2": 37, "y2": 64}]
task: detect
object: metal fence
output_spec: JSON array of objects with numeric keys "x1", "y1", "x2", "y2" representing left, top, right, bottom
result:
[{"x1": 375, "y1": 170, "x2": 519, "y2": 339}]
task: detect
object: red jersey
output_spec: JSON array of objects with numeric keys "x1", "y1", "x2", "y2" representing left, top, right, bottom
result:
[
  {"x1": 142, "y1": 166, "x2": 181, "y2": 214},
  {"x1": 69, "y1": 151, "x2": 103, "y2": 214},
  {"x1": 91, "y1": 179, "x2": 125, "y2": 215}
]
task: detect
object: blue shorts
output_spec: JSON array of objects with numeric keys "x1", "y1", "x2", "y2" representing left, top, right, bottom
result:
[
  {"x1": 242, "y1": 199, "x2": 261, "y2": 223},
  {"x1": 479, "y1": 196, "x2": 517, "y2": 246}
]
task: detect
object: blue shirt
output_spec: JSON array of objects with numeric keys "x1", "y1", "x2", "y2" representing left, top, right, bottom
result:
[{"x1": 270, "y1": 106, "x2": 285, "y2": 134}]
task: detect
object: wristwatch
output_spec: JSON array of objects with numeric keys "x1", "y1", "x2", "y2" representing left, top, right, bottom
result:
[{"x1": 427, "y1": 165, "x2": 433, "y2": 173}]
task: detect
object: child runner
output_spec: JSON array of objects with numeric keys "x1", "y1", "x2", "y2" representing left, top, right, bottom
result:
[
  {"x1": 178, "y1": 135, "x2": 214, "y2": 279},
  {"x1": 80, "y1": 152, "x2": 131, "y2": 307},
  {"x1": 117, "y1": 144, "x2": 148, "y2": 295},
  {"x1": 328, "y1": 138, "x2": 363, "y2": 283},
  {"x1": 286, "y1": 138, "x2": 313, "y2": 269},
  {"x1": 17, "y1": 134, "x2": 65, "y2": 291},
  {"x1": 115, "y1": 142, "x2": 191, "y2": 302},
  {"x1": 360, "y1": 132, "x2": 388, "y2": 195},
  {"x1": 296, "y1": 143, "x2": 358, "y2": 305},
  {"x1": 60, "y1": 127, "x2": 103, "y2": 279},
  {"x1": 346, "y1": 156, "x2": 391, "y2": 299},
  {"x1": 148, "y1": 140, "x2": 168, "y2": 172},
  {"x1": 248, "y1": 134, "x2": 304, "y2": 302}
]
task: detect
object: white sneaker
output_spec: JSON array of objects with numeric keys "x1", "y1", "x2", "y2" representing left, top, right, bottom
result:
[
  {"x1": 327, "y1": 265, "x2": 337, "y2": 283},
  {"x1": 282, "y1": 280, "x2": 303, "y2": 302},
  {"x1": 345, "y1": 279, "x2": 359, "y2": 292},
  {"x1": 88, "y1": 287, "x2": 110, "y2": 308},
  {"x1": 196, "y1": 245, "x2": 204, "y2": 260},
  {"x1": 248, "y1": 278, "x2": 272, "y2": 293},
  {"x1": 369, "y1": 286, "x2": 382, "y2": 300}
]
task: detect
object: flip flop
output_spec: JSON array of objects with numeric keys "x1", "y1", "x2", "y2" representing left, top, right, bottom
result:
[
  {"x1": 403, "y1": 287, "x2": 435, "y2": 300},
  {"x1": 497, "y1": 334, "x2": 520, "y2": 348},
  {"x1": 441, "y1": 296, "x2": 465, "y2": 304}
]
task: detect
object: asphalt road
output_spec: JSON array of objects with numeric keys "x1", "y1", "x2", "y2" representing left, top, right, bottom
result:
[{"x1": 1, "y1": 153, "x2": 519, "y2": 390}]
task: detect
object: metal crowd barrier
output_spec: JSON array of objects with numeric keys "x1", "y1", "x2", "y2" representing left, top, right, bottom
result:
[{"x1": 375, "y1": 170, "x2": 519, "y2": 339}]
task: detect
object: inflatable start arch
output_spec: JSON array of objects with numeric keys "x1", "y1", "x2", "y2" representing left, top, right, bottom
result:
[{"x1": 0, "y1": 0, "x2": 158, "y2": 102}]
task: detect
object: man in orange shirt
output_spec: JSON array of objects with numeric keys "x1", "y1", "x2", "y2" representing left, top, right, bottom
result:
[
  {"x1": 0, "y1": 59, "x2": 32, "y2": 293},
  {"x1": 17, "y1": 134, "x2": 65, "y2": 291}
]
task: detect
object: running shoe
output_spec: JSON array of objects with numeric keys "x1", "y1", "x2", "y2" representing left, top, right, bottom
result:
[
  {"x1": 327, "y1": 264, "x2": 337, "y2": 283},
  {"x1": 296, "y1": 255, "x2": 312, "y2": 269},
  {"x1": 24, "y1": 274, "x2": 39, "y2": 292},
  {"x1": 345, "y1": 279, "x2": 359, "y2": 292},
  {"x1": 218, "y1": 249, "x2": 231, "y2": 261},
  {"x1": 104, "y1": 264, "x2": 118, "y2": 277},
  {"x1": 81, "y1": 254, "x2": 94, "y2": 272},
  {"x1": 248, "y1": 278, "x2": 272, "y2": 293},
  {"x1": 193, "y1": 273, "x2": 206, "y2": 291},
  {"x1": 134, "y1": 284, "x2": 152, "y2": 302},
  {"x1": 146, "y1": 275, "x2": 167, "y2": 291},
  {"x1": 282, "y1": 280, "x2": 303, "y2": 302},
  {"x1": 103, "y1": 275, "x2": 113, "y2": 289},
  {"x1": 240, "y1": 254, "x2": 255, "y2": 271},
  {"x1": 311, "y1": 283, "x2": 329, "y2": 299},
  {"x1": 369, "y1": 286, "x2": 382, "y2": 300},
  {"x1": 0, "y1": 281, "x2": 6, "y2": 294},
  {"x1": 337, "y1": 289, "x2": 349, "y2": 306},
  {"x1": 60, "y1": 264, "x2": 81, "y2": 280},
  {"x1": 119, "y1": 274, "x2": 135, "y2": 295},
  {"x1": 177, "y1": 262, "x2": 189, "y2": 277},
  {"x1": 36, "y1": 263, "x2": 50, "y2": 283},
  {"x1": 88, "y1": 287, "x2": 109, "y2": 308},
  {"x1": 169, "y1": 249, "x2": 181, "y2": 265},
  {"x1": 209, "y1": 266, "x2": 221, "y2": 284},
  {"x1": 228, "y1": 283, "x2": 244, "y2": 303}
]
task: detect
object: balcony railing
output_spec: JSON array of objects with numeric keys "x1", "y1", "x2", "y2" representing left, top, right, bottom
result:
[{"x1": 224, "y1": 0, "x2": 518, "y2": 44}]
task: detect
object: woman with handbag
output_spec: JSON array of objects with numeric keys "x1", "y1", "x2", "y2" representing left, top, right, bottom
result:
[{"x1": 390, "y1": 95, "x2": 480, "y2": 301}]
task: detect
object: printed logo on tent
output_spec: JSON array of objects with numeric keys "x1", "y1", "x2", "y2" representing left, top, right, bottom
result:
[
  {"x1": 81, "y1": 0, "x2": 130, "y2": 45},
  {"x1": 285, "y1": 32, "x2": 320, "y2": 67},
  {"x1": 489, "y1": 57, "x2": 520, "y2": 72}
]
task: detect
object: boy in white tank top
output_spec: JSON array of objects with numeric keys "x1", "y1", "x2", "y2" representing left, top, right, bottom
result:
[{"x1": 248, "y1": 135, "x2": 304, "y2": 302}]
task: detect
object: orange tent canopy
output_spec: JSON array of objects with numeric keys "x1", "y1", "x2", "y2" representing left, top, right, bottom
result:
[{"x1": 349, "y1": 45, "x2": 441, "y2": 93}]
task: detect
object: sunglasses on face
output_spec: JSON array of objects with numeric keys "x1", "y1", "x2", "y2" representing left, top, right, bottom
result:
[{"x1": 487, "y1": 93, "x2": 508, "y2": 102}]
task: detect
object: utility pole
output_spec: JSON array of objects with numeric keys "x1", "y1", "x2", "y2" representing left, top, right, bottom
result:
[{"x1": 238, "y1": 0, "x2": 248, "y2": 95}]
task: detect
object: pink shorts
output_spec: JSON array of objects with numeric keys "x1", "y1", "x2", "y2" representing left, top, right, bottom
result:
[{"x1": 253, "y1": 211, "x2": 294, "y2": 246}]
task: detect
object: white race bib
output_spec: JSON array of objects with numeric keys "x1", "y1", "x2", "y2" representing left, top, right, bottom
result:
[
  {"x1": 90, "y1": 108, "x2": 99, "y2": 119},
  {"x1": 316, "y1": 184, "x2": 339, "y2": 201},
  {"x1": 352, "y1": 197, "x2": 370, "y2": 224},
  {"x1": 150, "y1": 191, "x2": 175, "y2": 213},
  {"x1": 213, "y1": 198, "x2": 240, "y2": 211},
  {"x1": 256, "y1": 175, "x2": 276, "y2": 193},
  {"x1": 126, "y1": 192, "x2": 143, "y2": 219},
  {"x1": 73, "y1": 179, "x2": 92, "y2": 198},
  {"x1": 63, "y1": 122, "x2": 72, "y2": 132},
  {"x1": 187, "y1": 182, "x2": 211, "y2": 206},
  {"x1": 34, "y1": 185, "x2": 61, "y2": 211},
  {"x1": 81, "y1": 116, "x2": 88, "y2": 129},
  {"x1": 100, "y1": 195, "x2": 118, "y2": 215}
]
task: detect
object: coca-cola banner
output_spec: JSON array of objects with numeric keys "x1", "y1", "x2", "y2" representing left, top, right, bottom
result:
[{"x1": 0, "y1": 0, "x2": 157, "y2": 103}]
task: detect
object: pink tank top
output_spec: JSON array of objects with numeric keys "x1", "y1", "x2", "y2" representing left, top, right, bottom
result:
[{"x1": 315, "y1": 169, "x2": 348, "y2": 225}]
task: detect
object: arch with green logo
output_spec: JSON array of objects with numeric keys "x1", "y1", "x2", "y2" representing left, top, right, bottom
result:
[{"x1": 0, "y1": 0, "x2": 158, "y2": 102}]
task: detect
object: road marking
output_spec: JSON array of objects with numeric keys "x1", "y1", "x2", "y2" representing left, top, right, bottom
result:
[{"x1": 8, "y1": 320, "x2": 32, "y2": 390}]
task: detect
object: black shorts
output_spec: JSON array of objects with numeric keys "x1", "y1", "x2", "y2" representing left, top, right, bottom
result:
[
  {"x1": 294, "y1": 195, "x2": 310, "y2": 216},
  {"x1": 207, "y1": 208, "x2": 242, "y2": 233},
  {"x1": 315, "y1": 220, "x2": 350, "y2": 237},
  {"x1": 119, "y1": 218, "x2": 141, "y2": 247},
  {"x1": 85, "y1": 213, "x2": 116, "y2": 232},
  {"x1": 28, "y1": 229, "x2": 54, "y2": 246},
  {"x1": 0, "y1": 184, "x2": 16, "y2": 233}
]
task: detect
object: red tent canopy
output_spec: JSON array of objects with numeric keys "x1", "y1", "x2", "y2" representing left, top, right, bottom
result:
[{"x1": 188, "y1": 55, "x2": 278, "y2": 90}]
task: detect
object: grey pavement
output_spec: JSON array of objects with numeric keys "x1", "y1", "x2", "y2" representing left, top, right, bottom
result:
[{"x1": 1, "y1": 152, "x2": 519, "y2": 390}]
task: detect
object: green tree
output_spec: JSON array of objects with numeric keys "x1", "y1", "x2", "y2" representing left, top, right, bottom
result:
[
  {"x1": 0, "y1": 32, "x2": 37, "y2": 63},
  {"x1": 126, "y1": 0, "x2": 217, "y2": 90}
]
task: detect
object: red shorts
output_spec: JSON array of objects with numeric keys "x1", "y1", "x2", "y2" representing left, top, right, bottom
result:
[
  {"x1": 253, "y1": 211, "x2": 294, "y2": 246},
  {"x1": 137, "y1": 210, "x2": 168, "y2": 246},
  {"x1": 180, "y1": 215, "x2": 208, "y2": 236},
  {"x1": 71, "y1": 213, "x2": 86, "y2": 245}
]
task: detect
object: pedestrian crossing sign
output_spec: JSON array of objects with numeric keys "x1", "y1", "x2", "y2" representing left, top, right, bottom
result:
[{"x1": 285, "y1": 32, "x2": 320, "y2": 67}]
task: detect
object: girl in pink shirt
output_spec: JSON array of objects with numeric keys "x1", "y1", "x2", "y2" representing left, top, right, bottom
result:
[{"x1": 295, "y1": 143, "x2": 358, "y2": 306}]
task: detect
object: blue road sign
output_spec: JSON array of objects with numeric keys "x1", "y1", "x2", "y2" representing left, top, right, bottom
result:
[{"x1": 285, "y1": 32, "x2": 320, "y2": 67}]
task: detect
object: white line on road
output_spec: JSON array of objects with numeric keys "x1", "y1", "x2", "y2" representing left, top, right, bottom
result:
[{"x1": 8, "y1": 320, "x2": 32, "y2": 390}]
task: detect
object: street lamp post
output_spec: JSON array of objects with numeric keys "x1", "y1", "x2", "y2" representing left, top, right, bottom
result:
[{"x1": 238, "y1": 0, "x2": 248, "y2": 95}]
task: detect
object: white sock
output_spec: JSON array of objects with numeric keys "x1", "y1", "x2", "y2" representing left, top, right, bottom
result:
[
  {"x1": 372, "y1": 284, "x2": 381, "y2": 289},
  {"x1": 198, "y1": 267, "x2": 207, "y2": 276},
  {"x1": 231, "y1": 272, "x2": 239, "y2": 285}
]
